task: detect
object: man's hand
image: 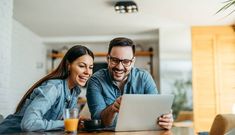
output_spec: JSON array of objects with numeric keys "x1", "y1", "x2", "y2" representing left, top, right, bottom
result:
[
  {"x1": 157, "y1": 111, "x2": 174, "y2": 130},
  {"x1": 101, "y1": 96, "x2": 122, "y2": 127},
  {"x1": 111, "y1": 96, "x2": 122, "y2": 113}
]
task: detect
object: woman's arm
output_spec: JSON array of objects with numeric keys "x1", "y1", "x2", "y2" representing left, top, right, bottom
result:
[{"x1": 21, "y1": 82, "x2": 63, "y2": 131}]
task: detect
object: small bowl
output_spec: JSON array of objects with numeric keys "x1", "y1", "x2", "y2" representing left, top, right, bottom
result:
[{"x1": 84, "y1": 120, "x2": 102, "y2": 129}]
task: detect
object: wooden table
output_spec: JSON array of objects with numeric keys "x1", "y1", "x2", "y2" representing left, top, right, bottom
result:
[{"x1": 11, "y1": 127, "x2": 194, "y2": 135}]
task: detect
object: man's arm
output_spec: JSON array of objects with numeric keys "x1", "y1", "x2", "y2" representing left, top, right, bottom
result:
[{"x1": 100, "y1": 97, "x2": 121, "y2": 127}]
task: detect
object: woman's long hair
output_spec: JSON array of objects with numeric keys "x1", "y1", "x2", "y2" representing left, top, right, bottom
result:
[{"x1": 15, "y1": 45, "x2": 94, "y2": 113}]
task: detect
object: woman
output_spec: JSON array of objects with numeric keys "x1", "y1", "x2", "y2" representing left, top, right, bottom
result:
[{"x1": 0, "y1": 45, "x2": 94, "y2": 134}]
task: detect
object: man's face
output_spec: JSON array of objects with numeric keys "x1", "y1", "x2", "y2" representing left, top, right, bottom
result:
[{"x1": 107, "y1": 46, "x2": 135, "y2": 82}]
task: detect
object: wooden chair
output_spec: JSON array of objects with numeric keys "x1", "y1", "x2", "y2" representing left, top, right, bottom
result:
[
  {"x1": 79, "y1": 103, "x2": 91, "y2": 119},
  {"x1": 209, "y1": 114, "x2": 235, "y2": 135}
]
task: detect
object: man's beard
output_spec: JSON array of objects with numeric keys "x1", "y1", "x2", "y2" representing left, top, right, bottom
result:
[{"x1": 110, "y1": 67, "x2": 128, "y2": 82}]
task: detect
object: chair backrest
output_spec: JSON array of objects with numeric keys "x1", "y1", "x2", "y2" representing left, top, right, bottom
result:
[
  {"x1": 209, "y1": 114, "x2": 235, "y2": 135},
  {"x1": 79, "y1": 103, "x2": 91, "y2": 119}
]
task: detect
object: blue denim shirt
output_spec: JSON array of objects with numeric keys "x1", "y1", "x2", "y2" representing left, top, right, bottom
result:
[
  {"x1": 0, "y1": 79, "x2": 81, "y2": 133},
  {"x1": 86, "y1": 67, "x2": 158, "y2": 125}
]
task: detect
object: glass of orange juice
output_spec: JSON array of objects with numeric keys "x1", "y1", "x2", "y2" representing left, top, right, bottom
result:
[{"x1": 63, "y1": 108, "x2": 79, "y2": 134}]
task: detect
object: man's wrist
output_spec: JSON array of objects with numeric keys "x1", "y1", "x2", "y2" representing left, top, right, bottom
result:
[{"x1": 110, "y1": 103, "x2": 117, "y2": 113}]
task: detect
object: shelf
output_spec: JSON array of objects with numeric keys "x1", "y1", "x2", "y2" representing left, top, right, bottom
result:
[{"x1": 49, "y1": 51, "x2": 153, "y2": 58}]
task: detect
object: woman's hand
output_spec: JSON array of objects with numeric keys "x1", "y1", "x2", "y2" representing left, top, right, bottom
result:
[{"x1": 157, "y1": 111, "x2": 174, "y2": 130}]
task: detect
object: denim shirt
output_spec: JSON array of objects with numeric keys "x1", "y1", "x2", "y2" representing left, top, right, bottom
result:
[
  {"x1": 0, "y1": 79, "x2": 81, "y2": 134},
  {"x1": 86, "y1": 67, "x2": 158, "y2": 126}
]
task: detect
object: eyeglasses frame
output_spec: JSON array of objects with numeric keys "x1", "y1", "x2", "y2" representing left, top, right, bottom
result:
[{"x1": 107, "y1": 55, "x2": 135, "y2": 67}]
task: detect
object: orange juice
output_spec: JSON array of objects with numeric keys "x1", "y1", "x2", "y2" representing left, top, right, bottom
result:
[{"x1": 64, "y1": 118, "x2": 79, "y2": 132}]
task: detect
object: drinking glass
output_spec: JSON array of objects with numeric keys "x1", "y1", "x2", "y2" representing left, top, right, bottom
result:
[{"x1": 63, "y1": 108, "x2": 79, "y2": 134}]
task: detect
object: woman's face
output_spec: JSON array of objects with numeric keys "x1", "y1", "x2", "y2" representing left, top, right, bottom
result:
[{"x1": 67, "y1": 54, "x2": 93, "y2": 88}]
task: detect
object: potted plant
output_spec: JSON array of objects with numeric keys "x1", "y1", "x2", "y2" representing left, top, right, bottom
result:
[
  {"x1": 172, "y1": 79, "x2": 192, "y2": 119},
  {"x1": 216, "y1": 0, "x2": 235, "y2": 16}
]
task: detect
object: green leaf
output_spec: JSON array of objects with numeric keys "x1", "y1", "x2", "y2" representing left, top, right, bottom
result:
[{"x1": 216, "y1": 0, "x2": 235, "y2": 16}]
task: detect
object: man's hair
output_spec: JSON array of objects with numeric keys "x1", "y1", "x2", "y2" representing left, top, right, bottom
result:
[{"x1": 108, "y1": 37, "x2": 135, "y2": 55}]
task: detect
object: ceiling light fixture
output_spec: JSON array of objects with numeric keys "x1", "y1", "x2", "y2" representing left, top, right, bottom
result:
[{"x1": 114, "y1": 1, "x2": 138, "y2": 13}]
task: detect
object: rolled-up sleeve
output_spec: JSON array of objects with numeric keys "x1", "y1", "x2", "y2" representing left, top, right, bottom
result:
[
  {"x1": 86, "y1": 77, "x2": 107, "y2": 119},
  {"x1": 21, "y1": 84, "x2": 63, "y2": 131}
]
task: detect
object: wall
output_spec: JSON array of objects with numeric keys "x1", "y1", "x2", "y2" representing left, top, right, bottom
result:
[
  {"x1": 192, "y1": 26, "x2": 235, "y2": 132},
  {"x1": 8, "y1": 20, "x2": 46, "y2": 115},
  {"x1": 0, "y1": 0, "x2": 13, "y2": 117},
  {"x1": 159, "y1": 26, "x2": 192, "y2": 107},
  {"x1": 0, "y1": 14, "x2": 46, "y2": 117}
]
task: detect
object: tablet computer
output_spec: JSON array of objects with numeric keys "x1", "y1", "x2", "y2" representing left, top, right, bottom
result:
[{"x1": 115, "y1": 94, "x2": 174, "y2": 131}]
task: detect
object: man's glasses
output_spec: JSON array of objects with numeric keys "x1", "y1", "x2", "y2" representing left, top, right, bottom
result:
[{"x1": 107, "y1": 56, "x2": 134, "y2": 67}]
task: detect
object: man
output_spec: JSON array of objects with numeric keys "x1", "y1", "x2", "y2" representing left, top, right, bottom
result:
[{"x1": 86, "y1": 37, "x2": 173, "y2": 130}]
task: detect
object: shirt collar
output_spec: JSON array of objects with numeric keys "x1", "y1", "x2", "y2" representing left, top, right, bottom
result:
[{"x1": 64, "y1": 79, "x2": 81, "y2": 101}]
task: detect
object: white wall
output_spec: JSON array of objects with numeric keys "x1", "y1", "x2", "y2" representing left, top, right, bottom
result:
[
  {"x1": 0, "y1": 14, "x2": 46, "y2": 117},
  {"x1": 7, "y1": 20, "x2": 46, "y2": 115},
  {"x1": 159, "y1": 26, "x2": 192, "y2": 90},
  {"x1": 0, "y1": 0, "x2": 13, "y2": 117},
  {"x1": 159, "y1": 26, "x2": 192, "y2": 107}
]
